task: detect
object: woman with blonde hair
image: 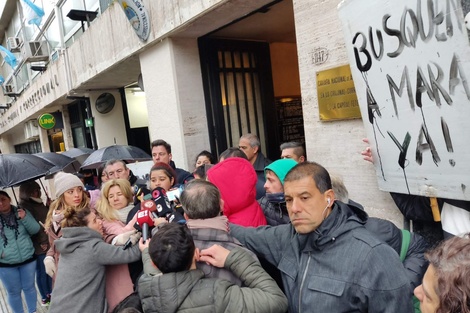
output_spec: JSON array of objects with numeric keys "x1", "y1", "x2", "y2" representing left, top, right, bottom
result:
[
  {"x1": 414, "y1": 234, "x2": 470, "y2": 313},
  {"x1": 43, "y1": 172, "x2": 89, "y2": 282},
  {"x1": 96, "y1": 179, "x2": 142, "y2": 312}
]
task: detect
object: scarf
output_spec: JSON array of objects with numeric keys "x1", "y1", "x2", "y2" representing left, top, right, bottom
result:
[
  {"x1": 186, "y1": 215, "x2": 229, "y2": 232},
  {"x1": 0, "y1": 209, "x2": 19, "y2": 248},
  {"x1": 52, "y1": 210, "x2": 64, "y2": 233},
  {"x1": 116, "y1": 204, "x2": 134, "y2": 223}
]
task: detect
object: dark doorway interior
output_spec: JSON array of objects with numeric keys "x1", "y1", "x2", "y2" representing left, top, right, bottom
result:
[{"x1": 199, "y1": 38, "x2": 279, "y2": 160}]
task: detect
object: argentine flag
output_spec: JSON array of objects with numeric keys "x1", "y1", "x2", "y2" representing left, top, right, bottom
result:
[
  {"x1": 21, "y1": 0, "x2": 45, "y2": 27},
  {"x1": 0, "y1": 45, "x2": 17, "y2": 69}
]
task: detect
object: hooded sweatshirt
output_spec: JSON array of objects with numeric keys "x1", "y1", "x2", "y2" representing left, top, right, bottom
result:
[
  {"x1": 49, "y1": 227, "x2": 141, "y2": 313},
  {"x1": 207, "y1": 158, "x2": 266, "y2": 227}
]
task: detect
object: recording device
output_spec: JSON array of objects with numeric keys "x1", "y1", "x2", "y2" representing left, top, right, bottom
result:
[
  {"x1": 166, "y1": 186, "x2": 182, "y2": 202},
  {"x1": 150, "y1": 187, "x2": 186, "y2": 224},
  {"x1": 136, "y1": 209, "x2": 155, "y2": 243}
]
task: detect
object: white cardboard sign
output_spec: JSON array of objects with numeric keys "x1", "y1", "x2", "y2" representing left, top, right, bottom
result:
[{"x1": 338, "y1": 0, "x2": 470, "y2": 200}]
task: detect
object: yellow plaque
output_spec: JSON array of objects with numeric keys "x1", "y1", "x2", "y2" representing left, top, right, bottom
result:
[{"x1": 317, "y1": 64, "x2": 361, "y2": 121}]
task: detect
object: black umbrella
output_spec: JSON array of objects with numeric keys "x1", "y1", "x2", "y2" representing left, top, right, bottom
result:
[
  {"x1": 80, "y1": 145, "x2": 152, "y2": 170},
  {"x1": 62, "y1": 147, "x2": 95, "y2": 164},
  {"x1": 0, "y1": 154, "x2": 55, "y2": 202},
  {"x1": 34, "y1": 152, "x2": 82, "y2": 177}
]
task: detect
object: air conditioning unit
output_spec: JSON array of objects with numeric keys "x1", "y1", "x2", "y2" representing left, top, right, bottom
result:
[
  {"x1": 23, "y1": 41, "x2": 49, "y2": 62},
  {"x1": 24, "y1": 119, "x2": 40, "y2": 140},
  {"x1": 3, "y1": 84, "x2": 16, "y2": 96},
  {"x1": 7, "y1": 37, "x2": 22, "y2": 52}
]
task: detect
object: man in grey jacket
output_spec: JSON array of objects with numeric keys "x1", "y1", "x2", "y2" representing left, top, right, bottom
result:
[
  {"x1": 180, "y1": 179, "x2": 257, "y2": 286},
  {"x1": 231, "y1": 161, "x2": 413, "y2": 312}
]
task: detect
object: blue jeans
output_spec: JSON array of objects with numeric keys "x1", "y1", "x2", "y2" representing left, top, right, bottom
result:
[
  {"x1": 0, "y1": 260, "x2": 37, "y2": 313},
  {"x1": 35, "y1": 254, "x2": 52, "y2": 300}
]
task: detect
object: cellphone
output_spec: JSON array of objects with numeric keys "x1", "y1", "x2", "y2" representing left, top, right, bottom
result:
[{"x1": 167, "y1": 187, "x2": 182, "y2": 202}]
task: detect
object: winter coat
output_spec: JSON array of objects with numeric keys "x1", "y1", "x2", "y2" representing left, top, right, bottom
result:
[
  {"x1": 138, "y1": 247, "x2": 287, "y2": 313},
  {"x1": 365, "y1": 217, "x2": 428, "y2": 289},
  {"x1": 169, "y1": 160, "x2": 194, "y2": 186},
  {"x1": 189, "y1": 226, "x2": 258, "y2": 286},
  {"x1": 390, "y1": 193, "x2": 470, "y2": 238},
  {"x1": 46, "y1": 217, "x2": 62, "y2": 281},
  {"x1": 258, "y1": 196, "x2": 290, "y2": 226},
  {"x1": 0, "y1": 206, "x2": 39, "y2": 266},
  {"x1": 49, "y1": 227, "x2": 141, "y2": 313},
  {"x1": 101, "y1": 218, "x2": 138, "y2": 312},
  {"x1": 253, "y1": 152, "x2": 272, "y2": 200},
  {"x1": 207, "y1": 158, "x2": 267, "y2": 227},
  {"x1": 19, "y1": 198, "x2": 49, "y2": 255},
  {"x1": 230, "y1": 201, "x2": 413, "y2": 313}
]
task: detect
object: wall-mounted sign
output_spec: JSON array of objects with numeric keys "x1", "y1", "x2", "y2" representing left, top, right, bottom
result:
[
  {"x1": 317, "y1": 64, "x2": 361, "y2": 121},
  {"x1": 338, "y1": 0, "x2": 470, "y2": 200},
  {"x1": 38, "y1": 113, "x2": 55, "y2": 129},
  {"x1": 117, "y1": 0, "x2": 150, "y2": 41}
]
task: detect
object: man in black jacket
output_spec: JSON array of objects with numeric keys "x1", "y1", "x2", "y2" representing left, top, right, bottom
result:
[{"x1": 150, "y1": 139, "x2": 193, "y2": 186}]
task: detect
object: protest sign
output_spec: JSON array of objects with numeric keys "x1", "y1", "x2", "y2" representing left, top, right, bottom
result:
[{"x1": 338, "y1": 0, "x2": 470, "y2": 200}]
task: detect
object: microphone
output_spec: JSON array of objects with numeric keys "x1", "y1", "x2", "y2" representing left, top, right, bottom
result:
[
  {"x1": 142, "y1": 199, "x2": 158, "y2": 219},
  {"x1": 136, "y1": 209, "x2": 155, "y2": 243},
  {"x1": 150, "y1": 187, "x2": 174, "y2": 218}
]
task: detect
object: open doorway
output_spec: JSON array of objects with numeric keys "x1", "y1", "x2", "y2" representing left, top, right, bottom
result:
[{"x1": 198, "y1": 0, "x2": 303, "y2": 160}]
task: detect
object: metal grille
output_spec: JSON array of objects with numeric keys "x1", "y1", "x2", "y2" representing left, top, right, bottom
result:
[{"x1": 217, "y1": 49, "x2": 266, "y2": 153}]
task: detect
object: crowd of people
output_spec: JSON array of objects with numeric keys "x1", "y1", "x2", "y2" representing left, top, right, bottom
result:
[{"x1": 0, "y1": 136, "x2": 468, "y2": 313}]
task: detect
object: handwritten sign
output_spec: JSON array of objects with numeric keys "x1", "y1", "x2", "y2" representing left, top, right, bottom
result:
[
  {"x1": 317, "y1": 65, "x2": 361, "y2": 121},
  {"x1": 338, "y1": 0, "x2": 470, "y2": 200}
]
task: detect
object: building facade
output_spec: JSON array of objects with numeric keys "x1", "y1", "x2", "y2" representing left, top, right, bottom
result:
[{"x1": 0, "y1": 0, "x2": 409, "y2": 223}]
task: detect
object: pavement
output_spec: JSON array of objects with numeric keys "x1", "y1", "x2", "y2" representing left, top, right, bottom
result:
[{"x1": 0, "y1": 282, "x2": 49, "y2": 313}]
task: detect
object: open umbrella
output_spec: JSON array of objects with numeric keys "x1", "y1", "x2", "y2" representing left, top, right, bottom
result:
[
  {"x1": 62, "y1": 147, "x2": 95, "y2": 164},
  {"x1": 80, "y1": 145, "x2": 152, "y2": 170},
  {"x1": 0, "y1": 154, "x2": 55, "y2": 188},
  {"x1": 34, "y1": 152, "x2": 81, "y2": 177},
  {"x1": 0, "y1": 154, "x2": 55, "y2": 202}
]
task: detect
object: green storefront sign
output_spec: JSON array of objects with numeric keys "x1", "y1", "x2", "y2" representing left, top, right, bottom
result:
[{"x1": 38, "y1": 113, "x2": 56, "y2": 130}]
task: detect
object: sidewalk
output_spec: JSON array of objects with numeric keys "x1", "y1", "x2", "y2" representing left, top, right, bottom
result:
[{"x1": 0, "y1": 282, "x2": 49, "y2": 313}]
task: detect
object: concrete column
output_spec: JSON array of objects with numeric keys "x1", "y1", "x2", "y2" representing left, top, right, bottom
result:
[
  {"x1": 139, "y1": 37, "x2": 210, "y2": 171},
  {"x1": 38, "y1": 127, "x2": 51, "y2": 152},
  {"x1": 61, "y1": 106, "x2": 74, "y2": 150},
  {"x1": 0, "y1": 134, "x2": 14, "y2": 154},
  {"x1": 89, "y1": 90, "x2": 128, "y2": 148}
]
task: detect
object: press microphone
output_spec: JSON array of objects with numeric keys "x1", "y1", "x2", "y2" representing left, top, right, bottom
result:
[
  {"x1": 151, "y1": 187, "x2": 186, "y2": 224},
  {"x1": 136, "y1": 209, "x2": 154, "y2": 243},
  {"x1": 142, "y1": 199, "x2": 158, "y2": 219}
]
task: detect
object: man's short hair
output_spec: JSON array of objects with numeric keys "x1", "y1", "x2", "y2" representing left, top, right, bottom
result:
[
  {"x1": 329, "y1": 173, "x2": 349, "y2": 203},
  {"x1": 240, "y1": 133, "x2": 261, "y2": 148},
  {"x1": 180, "y1": 180, "x2": 221, "y2": 219},
  {"x1": 151, "y1": 139, "x2": 171, "y2": 154},
  {"x1": 218, "y1": 147, "x2": 247, "y2": 161},
  {"x1": 284, "y1": 161, "x2": 332, "y2": 193},
  {"x1": 148, "y1": 223, "x2": 195, "y2": 273},
  {"x1": 280, "y1": 141, "x2": 306, "y2": 160},
  {"x1": 104, "y1": 159, "x2": 128, "y2": 169}
]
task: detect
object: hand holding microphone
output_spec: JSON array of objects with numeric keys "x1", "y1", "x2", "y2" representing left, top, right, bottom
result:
[{"x1": 136, "y1": 208, "x2": 155, "y2": 243}]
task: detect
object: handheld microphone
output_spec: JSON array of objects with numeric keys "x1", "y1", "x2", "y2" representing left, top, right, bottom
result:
[
  {"x1": 142, "y1": 199, "x2": 158, "y2": 219},
  {"x1": 151, "y1": 187, "x2": 174, "y2": 218},
  {"x1": 136, "y1": 209, "x2": 155, "y2": 243}
]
